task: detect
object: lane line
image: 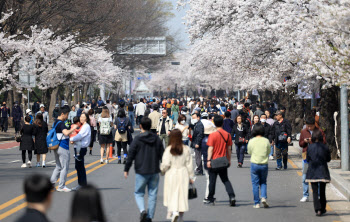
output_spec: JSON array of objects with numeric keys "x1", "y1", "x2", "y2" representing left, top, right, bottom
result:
[
  {"x1": 10, "y1": 160, "x2": 20, "y2": 163},
  {"x1": 288, "y1": 158, "x2": 333, "y2": 212},
  {"x1": 0, "y1": 158, "x2": 117, "y2": 221},
  {"x1": 0, "y1": 158, "x2": 101, "y2": 211}
]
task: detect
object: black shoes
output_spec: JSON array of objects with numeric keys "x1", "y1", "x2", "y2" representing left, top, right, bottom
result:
[
  {"x1": 276, "y1": 167, "x2": 282, "y2": 170},
  {"x1": 117, "y1": 159, "x2": 121, "y2": 164},
  {"x1": 89, "y1": 150, "x2": 92, "y2": 155},
  {"x1": 123, "y1": 159, "x2": 126, "y2": 164},
  {"x1": 140, "y1": 211, "x2": 147, "y2": 222},
  {"x1": 203, "y1": 198, "x2": 215, "y2": 205},
  {"x1": 195, "y1": 171, "x2": 204, "y2": 176},
  {"x1": 237, "y1": 163, "x2": 242, "y2": 168},
  {"x1": 230, "y1": 197, "x2": 236, "y2": 207}
]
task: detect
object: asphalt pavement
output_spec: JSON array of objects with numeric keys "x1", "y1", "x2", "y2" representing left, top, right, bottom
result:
[{"x1": 0, "y1": 131, "x2": 344, "y2": 222}]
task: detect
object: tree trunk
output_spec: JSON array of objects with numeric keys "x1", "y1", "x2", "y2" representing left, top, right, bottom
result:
[
  {"x1": 82, "y1": 84, "x2": 89, "y2": 102},
  {"x1": 319, "y1": 85, "x2": 340, "y2": 159},
  {"x1": 49, "y1": 88, "x2": 59, "y2": 124},
  {"x1": 64, "y1": 87, "x2": 72, "y2": 106}
]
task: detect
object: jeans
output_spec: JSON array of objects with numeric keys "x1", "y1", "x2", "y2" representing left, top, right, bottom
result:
[
  {"x1": 276, "y1": 142, "x2": 288, "y2": 168},
  {"x1": 1, "y1": 117, "x2": 8, "y2": 132},
  {"x1": 208, "y1": 168, "x2": 235, "y2": 201},
  {"x1": 128, "y1": 111, "x2": 135, "y2": 127},
  {"x1": 236, "y1": 144, "x2": 245, "y2": 164},
  {"x1": 75, "y1": 148, "x2": 87, "y2": 186},
  {"x1": 311, "y1": 182, "x2": 327, "y2": 213},
  {"x1": 51, "y1": 147, "x2": 70, "y2": 189},
  {"x1": 134, "y1": 173, "x2": 160, "y2": 219},
  {"x1": 183, "y1": 139, "x2": 189, "y2": 146},
  {"x1": 159, "y1": 134, "x2": 169, "y2": 148},
  {"x1": 269, "y1": 145, "x2": 274, "y2": 157},
  {"x1": 250, "y1": 163, "x2": 268, "y2": 204},
  {"x1": 302, "y1": 161, "x2": 309, "y2": 198}
]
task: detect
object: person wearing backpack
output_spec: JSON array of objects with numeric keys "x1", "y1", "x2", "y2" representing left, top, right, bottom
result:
[
  {"x1": 98, "y1": 107, "x2": 113, "y2": 164},
  {"x1": 114, "y1": 109, "x2": 133, "y2": 164},
  {"x1": 50, "y1": 107, "x2": 78, "y2": 192}
]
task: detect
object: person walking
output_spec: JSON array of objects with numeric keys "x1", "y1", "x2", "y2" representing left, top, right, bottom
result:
[
  {"x1": 223, "y1": 111, "x2": 234, "y2": 134},
  {"x1": 157, "y1": 109, "x2": 173, "y2": 148},
  {"x1": 12, "y1": 101, "x2": 23, "y2": 134},
  {"x1": 149, "y1": 104, "x2": 161, "y2": 134},
  {"x1": 20, "y1": 116, "x2": 35, "y2": 168},
  {"x1": 35, "y1": 104, "x2": 49, "y2": 124},
  {"x1": 232, "y1": 115, "x2": 250, "y2": 168},
  {"x1": 88, "y1": 109, "x2": 97, "y2": 155},
  {"x1": 70, "y1": 184, "x2": 106, "y2": 222},
  {"x1": 191, "y1": 112, "x2": 204, "y2": 175},
  {"x1": 128, "y1": 102, "x2": 135, "y2": 127},
  {"x1": 171, "y1": 100, "x2": 180, "y2": 126},
  {"x1": 50, "y1": 107, "x2": 78, "y2": 192},
  {"x1": 33, "y1": 113, "x2": 49, "y2": 168},
  {"x1": 124, "y1": 117, "x2": 164, "y2": 222},
  {"x1": 135, "y1": 98, "x2": 146, "y2": 126},
  {"x1": 161, "y1": 129, "x2": 194, "y2": 222},
  {"x1": 174, "y1": 114, "x2": 190, "y2": 145},
  {"x1": 52, "y1": 104, "x2": 60, "y2": 122},
  {"x1": 1, "y1": 101, "x2": 10, "y2": 132},
  {"x1": 273, "y1": 110, "x2": 292, "y2": 170},
  {"x1": 15, "y1": 174, "x2": 53, "y2": 222},
  {"x1": 305, "y1": 129, "x2": 331, "y2": 217},
  {"x1": 114, "y1": 109, "x2": 133, "y2": 164},
  {"x1": 299, "y1": 116, "x2": 326, "y2": 203},
  {"x1": 98, "y1": 107, "x2": 113, "y2": 164},
  {"x1": 205, "y1": 115, "x2": 236, "y2": 206},
  {"x1": 253, "y1": 106, "x2": 264, "y2": 118},
  {"x1": 248, "y1": 123, "x2": 271, "y2": 209},
  {"x1": 230, "y1": 104, "x2": 239, "y2": 123},
  {"x1": 70, "y1": 113, "x2": 91, "y2": 191}
]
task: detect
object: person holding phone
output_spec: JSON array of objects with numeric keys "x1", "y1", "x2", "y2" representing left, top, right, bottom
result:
[{"x1": 299, "y1": 116, "x2": 326, "y2": 203}]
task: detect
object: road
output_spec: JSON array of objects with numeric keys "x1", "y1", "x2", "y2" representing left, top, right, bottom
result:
[{"x1": 0, "y1": 131, "x2": 344, "y2": 222}]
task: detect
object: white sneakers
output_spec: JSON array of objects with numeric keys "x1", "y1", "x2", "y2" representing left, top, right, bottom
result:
[
  {"x1": 21, "y1": 163, "x2": 27, "y2": 168},
  {"x1": 100, "y1": 159, "x2": 104, "y2": 164},
  {"x1": 27, "y1": 161, "x2": 32, "y2": 168},
  {"x1": 57, "y1": 186, "x2": 72, "y2": 192},
  {"x1": 300, "y1": 196, "x2": 309, "y2": 202},
  {"x1": 171, "y1": 212, "x2": 179, "y2": 222},
  {"x1": 72, "y1": 185, "x2": 82, "y2": 191},
  {"x1": 253, "y1": 204, "x2": 260, "y2": 208},
  {"x1": 269, "y1": 156, "x2": 274, "y2": 160},
  {"x1": 261, "y1": 198, "x2": 269, "y2": 208},
  {"x1": 105, "y1": 159, "x2": 109, "y2": 164},
  {"x1": 42, "y1": 161, "x2": 46, "y2": 168}
]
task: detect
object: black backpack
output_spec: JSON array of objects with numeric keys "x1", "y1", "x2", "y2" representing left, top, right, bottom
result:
[{"x1": 117, "y1": 118, "x2": 127, "y2": 134}]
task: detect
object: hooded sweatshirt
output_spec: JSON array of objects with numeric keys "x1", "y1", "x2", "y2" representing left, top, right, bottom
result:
[{"x1": 124, "y1": 131, "x2": 164, "y2": 174}]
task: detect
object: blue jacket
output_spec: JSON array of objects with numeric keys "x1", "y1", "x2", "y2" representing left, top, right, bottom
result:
[{"x1": 11, "y1": 105, "x2": 23, "y2": 121}]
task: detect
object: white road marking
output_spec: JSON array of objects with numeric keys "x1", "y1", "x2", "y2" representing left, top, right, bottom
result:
[
  {"x1": 10, "y1": 160, "x2": 20, "y2": 163},
  {"x1": 47, "y1": 160, "x2": 56, "y2": 165}
]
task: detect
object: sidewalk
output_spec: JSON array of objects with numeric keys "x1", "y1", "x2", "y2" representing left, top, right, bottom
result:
[
  {"x1": 0, "y1": 127, "x2": 15, "y2": 142},
  {"x1": 288, "y1": 141, "x2": 350, "y2": 221}
]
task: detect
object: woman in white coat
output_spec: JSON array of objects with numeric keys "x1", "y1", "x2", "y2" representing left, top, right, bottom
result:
[{"x1": 161, "y1": 129, "x2": 195, "y2": 222}]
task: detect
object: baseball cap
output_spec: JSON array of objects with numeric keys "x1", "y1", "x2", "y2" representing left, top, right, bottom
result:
[
  {"x1": 237, "y1": 104, "x2": 243, "y2": 110},
  {"x1": 26, "y1": 109, "x2": 32, "y2": 115},
  {"x1": 40, "y1": 104, "x2": 45, "y2": 108},
  {"x1": 275, "y1": 110, "x2": 283, "y2": 116},
  {"x1": 55, "y1": 104, "x2": 59, "y2": 108},
  {"x1": 201, "y1": 112, "x2": 209, "y2": 118}
]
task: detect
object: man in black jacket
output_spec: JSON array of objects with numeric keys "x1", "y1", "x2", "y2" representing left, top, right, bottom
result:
[
  {"x1": 15, "y1": 174, "x2": 53, "y2": 222},
  {"x1": 124, "y1": 117, "x2": 164, "y2": 222},
  {"x1": 273, "y1": 111, "x2": 292, "y2": 170},
  {"x1": 191, "y1": 112, "x2": 204, "y2": 175}
]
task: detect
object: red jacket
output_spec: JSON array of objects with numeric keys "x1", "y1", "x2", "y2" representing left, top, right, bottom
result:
[{"x1": 299, "y1": 127, "x2": 326, "y2": 153}]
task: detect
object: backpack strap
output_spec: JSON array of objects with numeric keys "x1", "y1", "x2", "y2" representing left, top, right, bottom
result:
[{"x1": 218, "y1": 130, "x2": 229, "y2": 145}]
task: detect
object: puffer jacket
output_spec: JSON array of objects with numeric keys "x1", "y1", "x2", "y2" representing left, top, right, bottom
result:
[{"x1": 191, "y1": 121, "x2": 204, "y2": 149}]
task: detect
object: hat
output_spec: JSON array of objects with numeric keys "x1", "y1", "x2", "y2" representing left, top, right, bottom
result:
[
  {"x1": 201, "y1": 112, "x2": 209, "y2": 118},
  {"x1": 275, "y1": 110, "x2": 283, "y2": 116},
  {"x1": 237, "y1": 104, "x2": 243, "y2": 110},
  {"x1": 25, "y1": 109, "x2": 32, "y2": 115},
  {"x1": 55, "y1": 104, "x2": 59, "y2": 108},
  {"x1": 40, "y1": 104, "x2": 45, "y2": 108}
]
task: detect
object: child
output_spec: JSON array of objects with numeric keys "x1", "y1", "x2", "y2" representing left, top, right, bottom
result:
[{"x1": 70, "y1": 116, "x2": 82, "y2": 160}]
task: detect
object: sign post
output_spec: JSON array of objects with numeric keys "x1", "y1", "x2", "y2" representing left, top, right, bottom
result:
[{"x1": 18, "y1": 57, "x2": 36, "y2": 110}]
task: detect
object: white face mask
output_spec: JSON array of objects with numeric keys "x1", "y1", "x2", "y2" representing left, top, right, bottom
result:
[
  {"x1": 191, "y1": 118, "x2": 198, "y2": 125},
  {"x1": 180, "y1": 120, "x2": 186, "y2": 125},
  {"x1": 260, "y1": 119, "x2": 267, "y2": 123}
]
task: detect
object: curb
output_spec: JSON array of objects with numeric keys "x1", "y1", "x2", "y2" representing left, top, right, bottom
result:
[{"x1": 329, "y1": 168, "x2": 350, "y2": 201}]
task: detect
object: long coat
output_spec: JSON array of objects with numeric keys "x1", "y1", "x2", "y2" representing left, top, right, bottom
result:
[
  {"x1": 306, "y1": 143, "x2": 331, "y2": 183},
  {"x1": 161, "y1": 145, "x2": 194, "y2": 212},
  {"x1": 34, "y1": 122, "x2": 49, "y2": 154}
]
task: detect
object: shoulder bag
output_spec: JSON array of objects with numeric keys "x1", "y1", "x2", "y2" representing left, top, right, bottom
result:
[{"x1": 211, "y1": 131, "x2": 230, "y2": 170}]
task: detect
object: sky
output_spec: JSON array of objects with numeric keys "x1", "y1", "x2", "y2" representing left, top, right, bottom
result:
[{"x1": 166, "y1": 1, "x2": 190, "y2": 50}]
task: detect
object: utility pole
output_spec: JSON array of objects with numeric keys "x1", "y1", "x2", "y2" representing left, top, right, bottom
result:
[{"x1": 340, "y1": 85, "x2": 349, "y2": 171}]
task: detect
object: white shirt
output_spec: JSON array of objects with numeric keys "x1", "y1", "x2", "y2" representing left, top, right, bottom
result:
[
  {"x1": 70, "y1": 123, "x2": 91, "y2": 148},
  {"x1": 135, "y1": 102, "x2": 146, "y2": 116}
]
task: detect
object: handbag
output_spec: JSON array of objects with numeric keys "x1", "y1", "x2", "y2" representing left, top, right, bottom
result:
[
  {"x1": 188, "y1": 183, "x2": 197, "y2": 199},
  {"x1": 211, "y1": 131, "x2": 230, "y2": 170},
  {"x1": 15, "y1": 133, "x2": 22, "y2": 143}
]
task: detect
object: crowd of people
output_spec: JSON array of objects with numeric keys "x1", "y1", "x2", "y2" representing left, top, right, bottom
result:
[{"x1": 10, "y1": 95, "x2": 331, "y2": 221}]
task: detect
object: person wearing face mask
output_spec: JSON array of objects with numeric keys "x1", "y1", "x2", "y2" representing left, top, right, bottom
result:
[
  {"x1": 191, "y1": 113, "x2": 204, "y2": 175},
  {"x1": 174, "y1": 114, "x2": 189, "y2": 145},
  {"x1": 12, "y1": 101, "x2": 23, "y2": 134},
  {"x1": 1, "y1": 102, "x2": 10, "y2": 132},
  {"x1": 157, "y1": 109, "x2": 173, "y2": 147}
]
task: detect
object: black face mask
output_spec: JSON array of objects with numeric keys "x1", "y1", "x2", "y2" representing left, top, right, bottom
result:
[{"x1": 2, "y1": 104, "x2": 5, "y2": 106}]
